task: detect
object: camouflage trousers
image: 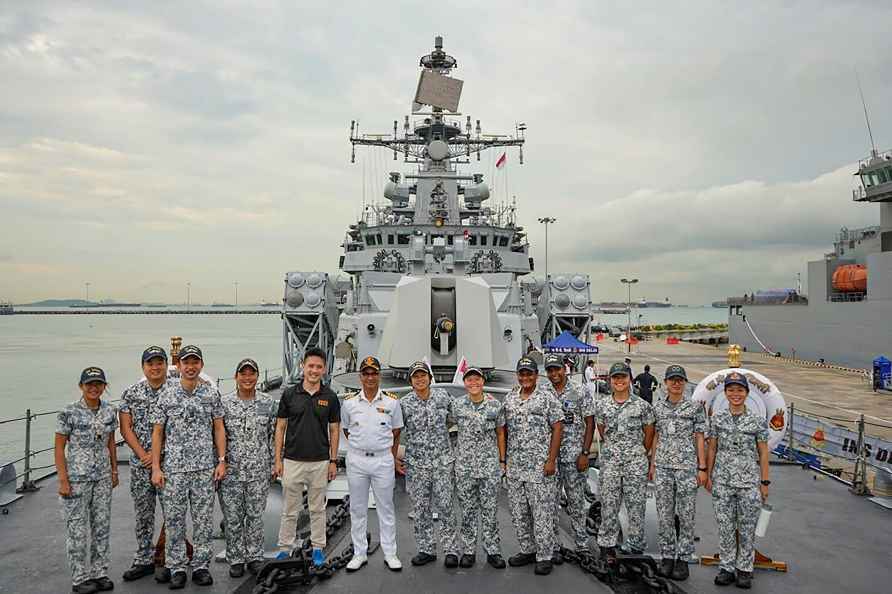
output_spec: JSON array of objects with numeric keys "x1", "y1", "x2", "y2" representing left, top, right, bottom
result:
[
  {"x1": 160, "y1": 468, "x2": 215, "y2": 573},
  {"x1": 456, "y1": 475, "x2": 501, "y2": 555},
  {"x1": 60, "y1": 477, "x2": 113, "y2": 586},
  {"x1": 712, "y1": 483, "x2": 761, "y2": 573},
  {"x1": 129, "y1": 465, "x2": 159, "y2": 566},
  {"x1": 554, "y1": 462, "x2": 590, "y2": 551},
  {"x1": 654, "y1": 467, "x2": 698, "y2": 559},
  {"x1": 507, "y1": 477, "x2": 556, "y2": 561},
  {"x1": 597, "y1": 456, "x2": 647, "y2": 551},
  {"x1": 221, "y1": 476, "x2": 270, "y2": 564},
  {"x1": 406, "y1": 463, "x2": 458, "y2": 556}
]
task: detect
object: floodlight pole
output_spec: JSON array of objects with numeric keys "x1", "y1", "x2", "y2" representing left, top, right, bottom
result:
[{"x1": 620, "y1": 278, "x2": 639, "y2": 354}]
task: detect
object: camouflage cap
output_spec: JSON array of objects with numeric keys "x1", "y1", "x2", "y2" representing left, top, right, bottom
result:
[
  {"x1": 179, "y1": 345, "x2": 203, "y2": 361},
  {"x1": 664, "y1": 364, "x2": 687, "y2": 380},
  {"x1": 462, "y1": 366, "x2": 484, "y2": 380},
  {"x1": 408, "y1": 360, "x2": 432, "y2": 377},
  {"x1": 236, "y1": 357, "x2": 259, "y2": 373},
  {"x1": 608, "y1": 362, "x2": 631, "y2": 377}
]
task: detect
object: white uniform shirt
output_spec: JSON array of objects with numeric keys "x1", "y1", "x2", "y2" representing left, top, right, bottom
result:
[
  {"x1": 340, "y1": 389, "x2": 404, "y2": 452},
  {"x1": 584, "y1": 367, "x2": 596, "y2": 384}
]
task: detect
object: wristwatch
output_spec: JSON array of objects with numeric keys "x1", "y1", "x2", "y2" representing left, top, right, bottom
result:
[
  {"x1": 499, "y1": 459, "x2": 507, "y2": 464},
  {"x1": 698, "y1": 467, "x2": 707, "y2": 472},
  {"x1": 760, "y1": 479, "x2": 771, "y2": 486},
  {"x1": 329, "y1": 459, "x2": 338, "y2": 463},
  {"x1": 217, "y1": 456, "x2": 226, "y2": 464},
  {"x1": 581, "y1": 449, "x2": 590, "y2": 456}
]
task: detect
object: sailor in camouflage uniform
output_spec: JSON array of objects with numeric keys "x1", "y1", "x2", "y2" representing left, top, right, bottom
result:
[
  {"x1": 55, "y1": 367, "x2": 119, "y2": 594},
  {"x1": 220, "y1": 358, "x2": 277, "y2": 578},
  {"x1": 150, "y1": 345, "x2": 227, "y2": 589},
  {"x1": 400, "y1": 361, "x2": 459, "y2": 567},
  {"x1": 449, "y1": 366, "x2": 507, "y2": 569},
  {"x1": 119, "y1": 346, "x2": 172, "y2": 582},
  {"x1": 706, "y1": 372, "x2": 771, "y2": 590},
  {"x1": 543, "y1": 354, "x2": 596, "y2": 560},
  {"x1": 596, "y1": 362, "x2": 655, "y2": 561},
  {"x1": 648, "y1": 365, "x2": 706, "y2": 581},
  {"x1": 504, "y1": 356, "x2": 563, "y2": 575}
]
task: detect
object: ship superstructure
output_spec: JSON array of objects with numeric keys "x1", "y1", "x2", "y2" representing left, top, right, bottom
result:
[
  {"x1": 728, "y1": 147, "x2": 892, "y2": 368},
  {"x1": 280, "y1": 37, "x2": 592, "y2": 382}
]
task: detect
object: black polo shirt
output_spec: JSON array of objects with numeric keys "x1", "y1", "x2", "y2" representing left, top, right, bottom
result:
[{"x1": 277, "y1": 382, "x2": 341, "y2": 462}]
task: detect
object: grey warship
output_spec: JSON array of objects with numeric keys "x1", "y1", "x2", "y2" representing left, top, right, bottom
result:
[{"x1": 2, "y1": 37, "x2": 892, "y2": 594}]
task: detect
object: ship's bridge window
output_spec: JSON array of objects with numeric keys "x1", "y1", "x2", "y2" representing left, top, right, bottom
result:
[
  {"x1": 468, "y1": 235, "x2": 477, "y2": 246},
  {"x1": 376, "y1": 234, "x2": 383, "y2": 245},
  {"x1": 365, "y1": 235, "x2": 374, "y2": 246},
  {"x1": 397, "y1": 234, "x2": 410, "y2": 245},
  {"x1": 498, "y1": 236, "x2": 509, "y2": 247},
  {"x1": 447, "y1": 235, "x2": 453, "y2": 245},
  {"x1": 878, "y1": 168, "x2": 889, "y2": 184},
  {"x1": 481, "y1": 235, "x2": 488, "y2": 246},
  {"x1": 387, "y1": 234, "x2": 394, "y2": 245}
]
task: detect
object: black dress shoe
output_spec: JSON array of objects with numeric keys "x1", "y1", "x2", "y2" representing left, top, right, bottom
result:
[
  {"x1": 155, "y1": 568, "x2": 171, "y2": 584},
  {"x1": 122, "y1": 564, "x2": 154, "y2": 582},
  {"x1": 459, "y1": 554, "x2": 476, "y2": 568},
  {"x1": 657, "y1": 558, "x2": 674, "y2": 577},
  {"x1": 671, "y1": 559, "x2": 690, "y2": 581},
  {"x1": 714, "y1": 569, "x2": 736, "y2": 586},
  {"x1": 551, "y1": 549, "x2": 564, "y2": 565},
  {"x1": 599, "y1": 546, "x2": 617, "y2": 565},
  {"x1": 247, "y1": 560, "x2": 264, "y2": 575},
  {"x1": 508, "y1": 552, "x2": 536, "y2": 566},
  {"x1": 92, "y1": 577, "x2": 114, "y2": 591},
  {"x1": 487, "y1": 554, "x2": 506, "y2": 569},
  {"x1": 534, "y1": 560, "x2": 553, "y2": 575},
  {"x1": 229, "y1": 563, "x2": 245, "y2": 578},
  {"x1": 444, "y1": 554, "x2": 459, "y2": 568},
  {"x1": 72, "y1": 582, "x2": 98, "y2": 594},
  {"x1": 735, "y1": 570, "x2": 752, "y2": 589},
  {"x1": 168, "y1": 572, "x2": 186, "y2": 590},
  {"x1": 411, "y1": 553, "x2": 437, "y2": 566},
  {"x1": 192, "y1": 569, "x2": 213, "y2": 586}
]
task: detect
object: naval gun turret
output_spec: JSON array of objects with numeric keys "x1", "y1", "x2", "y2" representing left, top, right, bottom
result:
[{"x1": 282, "y1": 36, "x2": 592, "y2": 385}]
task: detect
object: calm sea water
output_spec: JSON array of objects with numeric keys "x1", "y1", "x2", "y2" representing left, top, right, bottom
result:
[{"x1": 0, "y1": 307, "x2": 726, "y2": 468}]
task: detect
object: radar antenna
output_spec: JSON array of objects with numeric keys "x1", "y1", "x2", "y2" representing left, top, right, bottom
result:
[{"x1": 856, "y1": 69, "x2": 877, "y2": 157}]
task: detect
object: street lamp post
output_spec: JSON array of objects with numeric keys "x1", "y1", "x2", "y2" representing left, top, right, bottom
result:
[
  {"x1": 234, "y1": 281, "x2": 239, "y2": 308},
  {"x1": 537, "y1": 217, "x2": 557, "y2": 282},
  {"x1": 620, "y1": 278, "x2": 639, "y2": 353}
]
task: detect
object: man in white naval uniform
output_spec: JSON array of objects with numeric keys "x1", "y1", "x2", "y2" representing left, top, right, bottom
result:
[{"x1": 341, "y1": 356, "x2": 404, "y2": 572}]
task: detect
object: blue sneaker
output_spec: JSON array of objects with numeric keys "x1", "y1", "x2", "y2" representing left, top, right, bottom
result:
[
  {"x1": 275, "y1": 550, "x2": 290, "y2": 560},
  {"x1": 312, "y1": 548, "x2": 325, "y2": 567}
]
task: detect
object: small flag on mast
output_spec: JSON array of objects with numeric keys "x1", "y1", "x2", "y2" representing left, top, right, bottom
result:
[
  {"x1": 452, "y1": 356, "x2": 469, "y2": 385},
  {"x1": 495, "y1": 152, "x2": 507, "y2": 169}
]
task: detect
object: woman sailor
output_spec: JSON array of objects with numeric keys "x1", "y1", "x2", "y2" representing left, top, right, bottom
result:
[
  {"x1": 705, "y1": 372, "x2": 771, "y2": 590},
  {"x1": 55, "y1": 367, "x2": 119, "y2": 594}
]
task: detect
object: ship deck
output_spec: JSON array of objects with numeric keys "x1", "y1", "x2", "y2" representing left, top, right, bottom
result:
[{"x1": 1, "y1": 458, "x2": 890, "y2": 594}]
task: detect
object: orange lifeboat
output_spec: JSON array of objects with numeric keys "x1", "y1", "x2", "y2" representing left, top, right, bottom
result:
[{"x1": 832, "y1": 264, "x2": 867, "y2": 292}]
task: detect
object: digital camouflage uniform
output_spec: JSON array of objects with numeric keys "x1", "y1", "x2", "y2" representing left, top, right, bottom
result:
[
  {"x1": 504, "y1": 385, "x2": 563, "y2": 561},
  {"x1": 449, "y1": 393, "x2": 505, "y2": 556},
  {"x1": 709, "y1": 410, "x2": 769, "y2": 573},
  {"x1": 150, "y1": 381, "x2": 224, "y2": 574},
  {"x1": 220, "y1": 391, "x2": 277, "y2": 565},
  {"x1": 119, "y1": 379, "x2": 172, "y2": 566},
  {"x1": 401, "y1": 387, "x2": 458, "y2": 556},
  {"x1": 652, "y1": 390, "x2": 706, "y2": 560},
  {"x1": 550, "y1": 381, "x2": 597, "y2": 551},
  {"x1": 596, "y1": 395, "x2": 655, "y2": 551},
  {"x1": 56, "y1": 399, "x2": 118, "y2": 586}
]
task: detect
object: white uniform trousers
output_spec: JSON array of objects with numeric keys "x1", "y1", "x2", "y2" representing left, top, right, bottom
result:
[{"x1": 346, "y1": 450, "x2": 397, "y2": 557}]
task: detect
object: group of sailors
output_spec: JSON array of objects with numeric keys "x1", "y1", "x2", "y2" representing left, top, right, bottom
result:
[{"x1": 55, "y1": 346, "x2": 771, "y2": 593}]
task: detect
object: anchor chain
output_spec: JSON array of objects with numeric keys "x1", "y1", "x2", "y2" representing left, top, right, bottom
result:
[
  {"x1": 252, "y1": 496, "x2": 364, "y2": 594},
  {"x1": 560, "y1": 547, "x2": 684, "y2": 594}
]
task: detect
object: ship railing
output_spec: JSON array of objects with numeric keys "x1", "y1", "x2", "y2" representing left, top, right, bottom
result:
[
  {"x1": 857, "y1": 148, "x2": 892, "y2": 169},
  {"x1": 829, "y1": 291, "x2": 866, "y2": 302},
  {"x1": 0, "y1": 367, "x2": 284, "y2": 498}
]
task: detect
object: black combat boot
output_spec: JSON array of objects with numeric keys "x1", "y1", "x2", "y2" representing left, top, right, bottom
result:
[
  {"x1": 444, "y1": 554, "x2": 459, "y2": 568},
  {"x1": 71, "y1": 582, "x2": 97, "y2": 594},
  {"x1": 714, "y1": 569, "x2": 736, "y2": 586},
  {"x1": 167, "y1": 572, "x2": 186, "y2": 590},
  {"x1": 735, "y1": 570, "x2": 752, "y2": 589},
  {"x1": 534, "y1": 560, "x2": 553, "y2": 575},
  {"x1": 459, "y1": 554, "x2": 476, "y2": 568},
  {"x1": 551, "y1": 549, "x2": 564, "y2": 565},
  {"x1": 122, "y1": 564, "x2": 154, "y2": 582},
  {"x1": 191, "y1": 569, "x2": 213, "y2": 586},
  {"x1": 91, "y1": 577, "x2": 114, "y2": 591},
  {"x1": 411, "y1": 552, "x2": 437, "y2": 566},
  {"x1": 508, "y1": 552, "x2": 536, "y2": 566},
  {"x1": 487, "y1": 554, "x2": 506, "y2": 569},
  {"x1": 228, "y1": 564, "x2": 244, "y2": 578},
  {"x1": 247, "y1": 560, "x2": 264, "y2": 575},
  {"x1": 671, "y1": 559, "x2": 690, "y2": 581},
  {"x1": 657, "y1": 558, "x2": 674, "y2": 577}
]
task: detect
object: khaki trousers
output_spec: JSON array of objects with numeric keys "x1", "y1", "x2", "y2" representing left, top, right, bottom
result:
[{"x1": 278, "y1": 459, "x2": 329, "y2": 549}]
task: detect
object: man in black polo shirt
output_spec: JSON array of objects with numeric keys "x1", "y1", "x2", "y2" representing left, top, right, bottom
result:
[{"x1": 274, "y1": 347, "x2": 341, "y2": 566}]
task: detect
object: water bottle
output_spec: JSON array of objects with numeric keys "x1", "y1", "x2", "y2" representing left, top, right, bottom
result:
[{"x1": 755, "y1": 503, "x2": 772, "y2": 537}]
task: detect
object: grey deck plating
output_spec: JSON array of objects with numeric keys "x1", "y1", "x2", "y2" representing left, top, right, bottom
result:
[{"x1": 2, "y1": 460, "x2": 890, "y2": 594}]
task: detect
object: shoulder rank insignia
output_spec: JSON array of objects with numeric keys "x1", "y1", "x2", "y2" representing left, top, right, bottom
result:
[
  {"x1": 343, "y1": 391, "x2": 358, "y2": 400},
  {"x1": 384, "y1": 391, "x2": 399, "y2": 399}
]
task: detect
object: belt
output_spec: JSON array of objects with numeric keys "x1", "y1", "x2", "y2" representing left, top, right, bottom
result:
[{"x1": 349, "y1": 448, "x2": 391, "y2": 457}]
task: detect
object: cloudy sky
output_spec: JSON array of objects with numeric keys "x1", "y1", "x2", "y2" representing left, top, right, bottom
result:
[{"x1": 2, "y1": 1, "x2": 891, "y2": 305}]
